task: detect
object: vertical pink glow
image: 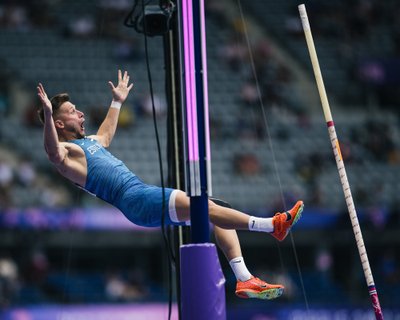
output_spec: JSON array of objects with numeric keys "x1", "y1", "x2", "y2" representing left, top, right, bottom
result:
[
  {"x1": 182, "y1": 0, "x2": 192, "y2": 160},
  {"x1": 200, "y1": 0, "x2": 209, "y2": 160},
  {"x1": 183, "y1": 0, "x2": 199, "y2": 162}
]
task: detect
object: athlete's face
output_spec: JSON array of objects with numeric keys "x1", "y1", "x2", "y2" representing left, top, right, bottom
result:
[{"x1": 54, "y1": 102, "x2": 85, "y2": 139}]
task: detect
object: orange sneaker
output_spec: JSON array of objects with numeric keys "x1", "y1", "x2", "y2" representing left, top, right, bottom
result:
[
  {"x1": 235, "y1": 276, "x2": 284, "y2": 300},
  {"x1": 271, "y1": 200, "x2": 304, "y2": 241}
]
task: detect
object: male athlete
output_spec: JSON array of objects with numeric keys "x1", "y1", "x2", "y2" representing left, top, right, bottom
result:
[{"x1": 37, "y1": 70, "x2": 304, "y2": 300}]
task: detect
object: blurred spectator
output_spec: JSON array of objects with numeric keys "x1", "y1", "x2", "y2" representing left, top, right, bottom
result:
[
  {"x1": 15, "y1": 157, "x2": 36, "y2": 187},
  {"x1": 252, "y1": 38, "x2": 273, "y2": 72},
  {"x1": 0, "y1": 160, "x2": 13, "y2": 208},
  {"x1": 316, "y1": 248, "x2": 333, "y2": 276},
  {"x1": 357, "y1": 60, "x2": 385, "y2": 85},
  {"x1": 24, "y1": 249, "x2": 49, "y2": 285},
  {"x1": 65, "y1": 15, "x2": 97, "y2": 39},
  {"x1": 112, "y1": 37, "x2": 142, "y2": 61},
  {"x1": 105, "y1": 269, "x2": 149, "y2": 302},
  {"x1": 218, "y1": 37, "x2": 248, "y2": 72},
  {"x1": 0, "y1": 160, "x2": 13, "y2": 188},
  {"x1": 233, "y1": 153, "x2": 261, "y2": 176},
  {"x1": 0, "y1": 256, "x2": 19, "y2": 307},
  {"x1": 0, "y1": 3, "x2": 31, "y2": 31},
  {"x1": 365, "y1": 205, "x2": 388, "y2": 230},
  {"x1": 239, "y1": 82, "x2": 259, "y2": 107},
  {"x1": 37, "y1": 179, "x2": 72, "y2": 208},
  {"x1": 137, "y1": 92, "x2": 167, "y2": 118}
]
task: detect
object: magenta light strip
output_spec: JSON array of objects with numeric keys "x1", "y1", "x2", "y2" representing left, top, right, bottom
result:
[
  {"x1": 182, "y1": 0, "x2": 192, "y2": 161},
  {"x1": 183, "y1": 0, "x2": 199, "y2": 162},
  {"x1": 183, "y1": 0, "x2": 201, "y2": 195},
  {"x1": 189, "y1": 0, "x2": 199, "y2": 162},
  {"x1": 200, "y1": 0, "x2": 212, "y2": 196}
]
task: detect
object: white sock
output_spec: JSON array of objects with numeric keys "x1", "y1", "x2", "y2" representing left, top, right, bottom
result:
[
  {"x1": 229, "y1": 257, "x2": 252, "y2": 282},
  {"x1": 248, "y1": 216, "x2": 274, "y2": 233}
]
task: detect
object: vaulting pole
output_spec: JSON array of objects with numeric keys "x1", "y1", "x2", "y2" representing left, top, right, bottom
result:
[{"x1": 298, "y1": 4, "x2": 384, "y2": 319}]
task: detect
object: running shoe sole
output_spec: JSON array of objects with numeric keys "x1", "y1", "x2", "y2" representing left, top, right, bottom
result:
[
  {"x1": 236, "y1": 287, "x2": 284, "y2": 300},
  {"x1": 291, "y1": 202, "x2": 304, "y2": 228}
]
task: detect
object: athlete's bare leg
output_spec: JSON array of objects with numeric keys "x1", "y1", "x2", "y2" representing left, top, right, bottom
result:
[
  {"x1": 214, "y1": 226, "x2": 242, "y2": 261},
  {"x1": 174, "y1": 190, "x2": 247, "y2": 261},
  {"x1": 174, "y1": 190, "x2": 249, "y2": 230}
]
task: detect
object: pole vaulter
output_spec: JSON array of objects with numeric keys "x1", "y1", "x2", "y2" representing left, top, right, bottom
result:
[{"x1": 298, "y1": 4, "x2": 384, "y2": 319}]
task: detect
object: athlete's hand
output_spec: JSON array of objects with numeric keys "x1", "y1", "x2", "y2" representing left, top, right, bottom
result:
[
  {"x1": 108, "y1": 70, "x2": 134, "y2": 104},
  {"x1": 37, "y1": 83, "x2": 52, "y2": 114}
]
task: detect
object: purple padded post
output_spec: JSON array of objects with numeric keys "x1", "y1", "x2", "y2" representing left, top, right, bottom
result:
[{"x1": 180, "y1": 243, "x2": 226, "y2": 320}]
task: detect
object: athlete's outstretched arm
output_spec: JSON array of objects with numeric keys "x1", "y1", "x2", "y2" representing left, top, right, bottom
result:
[
  {"x1": 37, "y1": 83, "x2": 68, "y2": 165},
  {"x1": 92, "y1": 70, "x2": 134, "y2": 147}
]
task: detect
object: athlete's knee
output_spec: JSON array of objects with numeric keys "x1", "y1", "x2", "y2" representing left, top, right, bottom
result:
[{"x1": 208, "y1": 199, "x2": 218, "y2": 216}]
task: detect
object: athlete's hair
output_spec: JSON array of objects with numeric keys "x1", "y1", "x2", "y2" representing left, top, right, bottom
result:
[{"x1": 37, "y1": 93, "x2": 70, "y2": 124}]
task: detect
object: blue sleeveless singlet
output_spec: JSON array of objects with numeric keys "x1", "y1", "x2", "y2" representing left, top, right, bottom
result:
[{"x1": 69, "y1": 137, "x2": 184, "y2": 227}]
